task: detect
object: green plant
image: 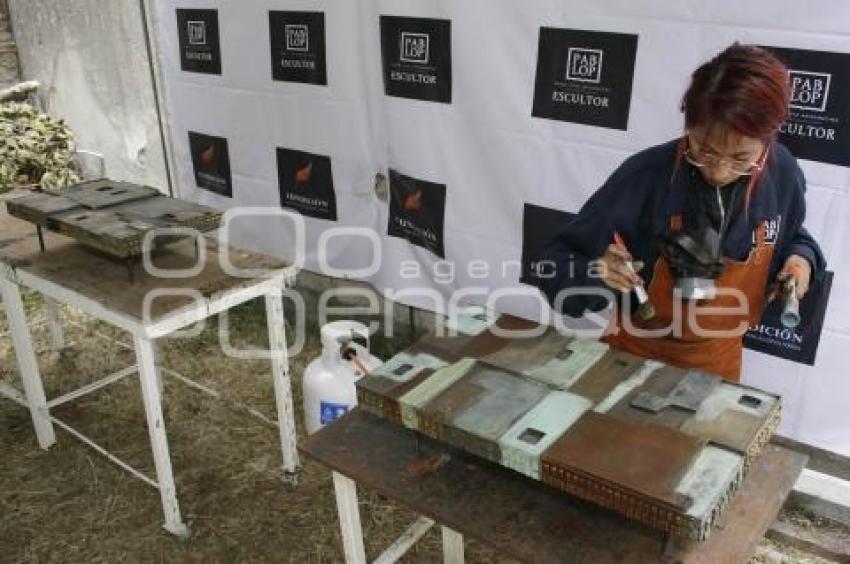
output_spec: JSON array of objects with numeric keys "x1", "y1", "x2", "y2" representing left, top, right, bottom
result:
[{"x1": 0, "y1": 102, "x2": 80, "y2": 193}]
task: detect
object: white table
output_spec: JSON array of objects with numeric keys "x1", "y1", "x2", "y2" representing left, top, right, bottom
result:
[{"x1": 0, "y1": 220, "x2": 299, "y2": 537}]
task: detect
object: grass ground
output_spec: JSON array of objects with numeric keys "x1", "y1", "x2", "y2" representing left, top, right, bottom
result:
[
  {"x1": 0, "y1": 288, "x2": 843, "y2": 563},
  {"x1": 0, "y1": 289, "x2": 517, "y2": 563}
]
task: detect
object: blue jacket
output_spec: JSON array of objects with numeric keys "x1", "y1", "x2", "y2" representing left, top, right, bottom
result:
[{"x1": 536, "y1": 139, "x2": 826, "y2": 317}]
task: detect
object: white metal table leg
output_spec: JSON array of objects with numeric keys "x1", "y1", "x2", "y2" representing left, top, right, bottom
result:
[
  {"x1": 0, "y1": 277, "x2": 55, "y2": 449},
  {"x1": 44, "y1": 297, "x2": 65, "y2": 351},
  {"x1": 441, "y1": 526, "x2": 465, "y2": 564},
  {"x1": 332, "y1": 471, "x2": 367, "y2": 564},
  {"x1": 265, "y1": 289, "x2": 299, "y2": 478},
  {"x1": 152, "y1": 339, "x2": 164, "y2": 395},
  {"x1": 133, "y1": 333, "x2": 189, "y2": 537},
  {"x1": 373, "y1": 516, "x2": 435, "y2": 564}
]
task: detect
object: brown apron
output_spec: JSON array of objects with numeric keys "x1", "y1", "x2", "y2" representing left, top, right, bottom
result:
[{"x1": 604, "y1": 215, "x2": 774, "y2": 382}]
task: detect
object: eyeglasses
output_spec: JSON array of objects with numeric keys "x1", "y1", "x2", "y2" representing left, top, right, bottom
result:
[{"x1": 683, "y1": 136, "x2": 766, "y2": 176}]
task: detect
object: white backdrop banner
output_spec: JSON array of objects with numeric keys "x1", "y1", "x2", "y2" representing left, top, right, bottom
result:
[{"x1": 152, "y1": 0, "x2": 850, "y2": 455}]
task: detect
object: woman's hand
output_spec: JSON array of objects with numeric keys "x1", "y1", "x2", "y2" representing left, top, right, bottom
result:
[
  {"x1": 776, "y1": 254, "x2": 812, "y2": 300},
  {"x1": 598, "y1": 244, "x2": 644, "y2": 293}
]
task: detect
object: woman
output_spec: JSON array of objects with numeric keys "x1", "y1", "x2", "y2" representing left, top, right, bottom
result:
[{"x1": 536, "y1": 44, "x2": 825, "y2": 382}]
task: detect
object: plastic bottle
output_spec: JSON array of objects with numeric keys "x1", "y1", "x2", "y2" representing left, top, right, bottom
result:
[{"x1": 302, "y1": 321, "x2": 383, "y2": 434}]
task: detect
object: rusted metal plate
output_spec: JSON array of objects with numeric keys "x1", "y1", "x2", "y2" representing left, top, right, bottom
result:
[
  {"x1": 541, "y1": 411, "x2": 702, "y2": 513},
  {"x1": 299, "y1": 409, "x2": 806, "y2": 563}
]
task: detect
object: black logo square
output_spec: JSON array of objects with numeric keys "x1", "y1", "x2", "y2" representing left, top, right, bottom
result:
[
  {"x1": 789, "y1": 70, "x2": 830, "y2": 112},
  {"x1": 269, "y1": 11, "x2": 327, "y2": 85},
  {"x1": 567, "y1": 48, "x2": 603, "y2": 83},
  {"x1": 400, "y1": 32, "x2": 429, "y2": 64},
  {"x1": 387, "y1": 169, "x2": 446, "y2": 257},
  {"x1": 532, "y1": 28, "x2": 638, "y2": 130},
  {"x1": 520, "y1": 203, "x2": 576, "y2": 285},
  {"x1": 188, "y1": 131, "x2": 232, "y2": 197},
  {"x1": 276, "y1": 148, "x2": 337, "y2": 221},
  {"x1": 764, "y1": 46, "x2": 850, "y2": 167},
  {"x1": 286, "y1": 25, "x2": 309, "y2": 52},
  {"x1": 380, "y1": 16, "x2": 452, "y2": 103},
  {"x1": 176, "y1": 9, "x2": 221, "y2": 75}
]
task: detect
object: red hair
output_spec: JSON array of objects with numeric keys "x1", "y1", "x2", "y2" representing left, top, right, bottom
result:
[{"x1": 674, "y1": 44, "x2": 791, "y2": 211}]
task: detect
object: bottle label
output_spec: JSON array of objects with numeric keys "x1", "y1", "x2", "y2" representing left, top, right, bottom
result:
[{"x1": 320, "y1": 401, "x2": 350, "y2": 425}]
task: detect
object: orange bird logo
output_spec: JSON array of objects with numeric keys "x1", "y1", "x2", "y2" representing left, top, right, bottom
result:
[
  {"x1": 200, "y1": 145, "x2": 215, "y2": 167},
  {"x1": 403, "y1": 189, "x2": 422, "y2": 211},
  {"x1": 294, "y1": 161, "x2": 313, "y2": 185}
]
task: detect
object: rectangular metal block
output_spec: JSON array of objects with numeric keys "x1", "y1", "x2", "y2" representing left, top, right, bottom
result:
[
  {"x1": 5, "y1": 192, "x2": 78, "y2": 224},
  {"x1": 356, "y1": 350, "x2": 447, "y2": 424},
  {"x1": 567, "y1": 348, "x2": 648, "y2": 404},
  {"x1": 592, "y1": 360, "x2": 663, "y2": 414},
  {"x1": 414, "y1": 332, "x2": 476, "y2": 362},
  {"x1": 679, "y1": 382, "x2": 781, "y2": 467},
  {"x1": 368, "y1": 350, "x2": 450, "y2": 385},
  {"x1": 675, "y1": 445, "x2": 744, "y2": 539},
  {"x1": 454, "y1": 314, "x2": 548, "y2": 359},
  {"x1": 630, "y1": 370, "x2": 721, "y2": 413},
  {"x1": 604, "y1": 364, "x2": 696, "y2": 429},
  {"x1": 476, "y1": 328, "x2": 571, "y2": 374},
  {"x1": 398, "y1": 358, "x2": 478, "y2": 432},
  {"x1": 523, "y1": 338, "x2": 609, "y2": 389},
  {"x1": 436, "y1": 362, "x2": 549, "y2": 433},
  {"x1": 541, "y1": 411, "x2": 704, "y2": 512},
  {"x1": 62, "y1": 180, "x2": 159, "y2": 209},
  {"x1": 499, "y1": 391, "x2": 592, "y2": 479}
]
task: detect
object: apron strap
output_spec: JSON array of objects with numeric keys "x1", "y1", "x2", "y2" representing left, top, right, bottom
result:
[{"x1": 754, "y1": 221, "x2": 767, "y2": 247}]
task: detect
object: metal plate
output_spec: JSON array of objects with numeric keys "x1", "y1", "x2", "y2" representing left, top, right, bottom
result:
[
  {"x1": 61, "y1": 180, "x2": 159, "y2": 209},
  {"x1": 420, "y1": 360, "x2": 550, "y2": 462},
  {"x1": 630, "y1": 370, "x2": 721, "y2": 413},
  {"x1": 541, "y1": 411, "x2": 703, "y2": 512},
  {"x1": 5, "y1": 192, "x2": 79, "y2": 224},
  {"x1": 568, "y1": 349, "x2": 648, "y2": 403}
]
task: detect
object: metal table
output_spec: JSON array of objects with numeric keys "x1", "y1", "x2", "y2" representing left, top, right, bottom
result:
[
  {"x1": 300, "y1": 408, "x2": 807, "y2": 563},
  {"x1": 0, "y1": 205, "x2": 299, "y2": 536}
]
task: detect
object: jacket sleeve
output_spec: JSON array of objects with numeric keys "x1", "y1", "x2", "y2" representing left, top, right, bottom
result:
[
  {"x1": 775, "y1": 162, "x2": 826, "y2": 283},
  {"x1": 534, "y1": 160, "x2": 651, "y2": 317}
]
